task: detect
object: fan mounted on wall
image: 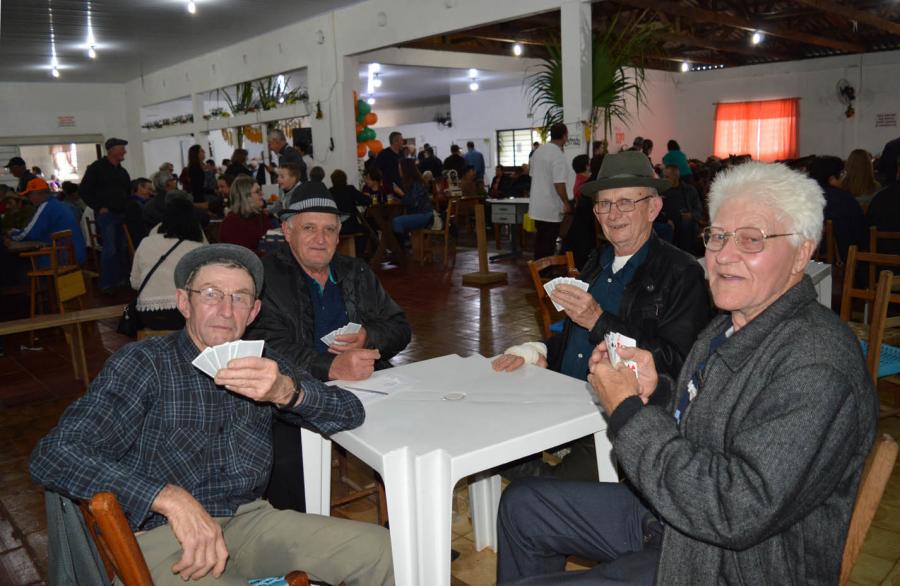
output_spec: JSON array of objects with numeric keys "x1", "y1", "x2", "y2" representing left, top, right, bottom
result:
[{"x1": 836, "y1": 79, "x2": 856, "y2": 118}]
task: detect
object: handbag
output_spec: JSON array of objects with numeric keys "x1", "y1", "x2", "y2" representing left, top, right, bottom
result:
[{"x1": 117, "y1": 239, "x2": 184, "y2": 337}]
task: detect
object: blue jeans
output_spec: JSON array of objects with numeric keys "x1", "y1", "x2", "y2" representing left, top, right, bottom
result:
[
  {"x1": 497, "y1": 478, "x2": 659, "y2": 585},
  {"x1": 95, "y1": 211, "x2": 128, "y2": 289},
  {"x1": 391, "y1": 212, "x2": 432, "y2": 234}
]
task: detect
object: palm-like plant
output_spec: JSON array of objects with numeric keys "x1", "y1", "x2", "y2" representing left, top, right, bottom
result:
[{"x1": 525, "y1": 13, "x2": 661, "y2": 146}]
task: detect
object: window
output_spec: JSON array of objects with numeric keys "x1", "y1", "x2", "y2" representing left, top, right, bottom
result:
[
  {"x1": 497, "y1": 128, "x2": 543, "y2": 168},
  {"x1": 713, "y1": 98, "x2": 799, "y2": 161}
]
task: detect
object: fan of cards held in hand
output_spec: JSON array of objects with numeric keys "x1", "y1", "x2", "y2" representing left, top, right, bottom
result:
[
  {"x1": 191, "y1": 340, "x2": 265, "y2": 378},
  {"x1": 321, "y1": 322, "x2": 362, "y2": 347},
  {"x1": 543, "y1": 277, "x2": 589, "y2": 312},
  {"x1": 604, "y1": 332, "x2": 639, "y2": 377}
]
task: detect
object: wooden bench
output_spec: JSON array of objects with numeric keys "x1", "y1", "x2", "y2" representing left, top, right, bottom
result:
[{"x1": 0, "y1": 305, "x2": 124, "y2": 389}]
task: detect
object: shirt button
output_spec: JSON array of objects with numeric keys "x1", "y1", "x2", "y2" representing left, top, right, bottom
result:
[
  {"x1": 577, "y1": 353, "x2": 583, "y2": 359},
  {"x1": 607, "y1": 278, "x2": 613, "y2": 283}
]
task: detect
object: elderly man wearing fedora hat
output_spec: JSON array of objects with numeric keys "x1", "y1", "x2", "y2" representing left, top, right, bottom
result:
[
  {"x1": 493, "y1": 151, "x2": 711, "y2": 480},
  {"x1": 248, "y1": 190, "x2": 411, "y2": 513},
  {"x1": 31, "y1": 243, "x2": 393, "y2": 586}
]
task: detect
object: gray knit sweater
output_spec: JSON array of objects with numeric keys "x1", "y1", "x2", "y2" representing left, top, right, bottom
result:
[{"x1": 614, "y1": 276, "x2": 878, "y2": 584}]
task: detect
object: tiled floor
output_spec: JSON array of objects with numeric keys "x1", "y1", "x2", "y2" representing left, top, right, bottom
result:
[{"x1": 1, "y1": 241, "x2": 899, "y2": 585}]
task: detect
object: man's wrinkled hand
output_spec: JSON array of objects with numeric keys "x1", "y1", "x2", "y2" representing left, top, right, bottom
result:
[
  {"x1": 491, "y1": 353, "x2": 547, "y2": 372},
  {"x1": 151, "y1": 485, "x2": 228, "y2": 581},
  {"x1": 551, "y1": 284, "x2": 602, "y2": 330},
  {"x1": 214, "y1": 357, "x2": 294, "y2": 405},
  {"x1": 328, "y1": 348, "x2": 381, "y2": 381},
  {"x1": 329, "y1": 327, "x2": 368, "y2": 354}
]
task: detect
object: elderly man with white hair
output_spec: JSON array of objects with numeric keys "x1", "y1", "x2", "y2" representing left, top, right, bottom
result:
[{"x1": 497, "y1": 162, "x2": 878, "y2": 585}]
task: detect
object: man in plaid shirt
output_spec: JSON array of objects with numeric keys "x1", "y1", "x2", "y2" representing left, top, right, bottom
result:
[{"x1": 30, "y1": 244, "x2": 393, "y2": 586}]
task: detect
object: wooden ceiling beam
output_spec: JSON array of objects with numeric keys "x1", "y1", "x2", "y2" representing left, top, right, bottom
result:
[
  {"x1": 608, "y1": 0, "x2": 865, "y2": 53},
  {"x1": 658, "y1": 31, "x2": 794, "y2": 60},
  {"x1": 791, "y1": 0, "x2": 900, "y2": 37}
]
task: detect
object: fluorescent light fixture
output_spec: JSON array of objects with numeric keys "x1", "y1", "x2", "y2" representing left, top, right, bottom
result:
[
  {"x1": 469, "y1": 81, "x2": 479, "y2": 91},
  {"x1": 468, "y1": 68, "x2": 479, "y2": 78},
  {"x1": 187, "y1": 0, "x2": 197, "y2": 14},
  {"x1": 680, "y1": 62, "x2": 690, "y2": 73},
  {"x1": 751, "y1": 31, "x2": 763, "y2": 45},
  {"x1": 51, "y1": 67, "x2": 60, "y2": 78},
  {"x1": 512, "y1": 43, "x2": 523, "y2": 56},
  {"x1": 370, "y1": 62, "x2": 381, "y2": 73},
  {"x1": 367, "y1": 97, "x2": 376, "y2": 105},
  {"x1": 373, "y1": 74, "x2": 382, "y2": 88},
  {"x1": 88, "y1": 46, "x2": 96, "y2": 59},
  {"x1": 86, "y1": 1, "x2": 97, "y2": 58},
  {"x1": 48, "y1": 0, "x2": 61, "y2": 78}
]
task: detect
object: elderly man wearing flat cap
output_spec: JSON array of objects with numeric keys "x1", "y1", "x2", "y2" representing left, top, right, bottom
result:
[
  {"x1": 80, "y1": 137, "x2": 132, "y2": 292},
  {"x1": 30, "y1": 243, "x2": 393, "y2": 586},
  {"x1": 248, "y1": 190, "x2": 411, "y2": 513},
  {"x1": 493, "y1": 151, "x2": 711, "y2": 480}
]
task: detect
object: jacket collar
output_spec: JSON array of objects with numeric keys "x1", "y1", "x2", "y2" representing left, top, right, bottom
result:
[{"x1": 708, "y1": 275, "x2": 817, "y2": 372}]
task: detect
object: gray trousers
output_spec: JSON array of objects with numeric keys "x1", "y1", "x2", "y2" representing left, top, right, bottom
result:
[{"x1": 135, "y1": 499, "x2": 393, "y2": 586}]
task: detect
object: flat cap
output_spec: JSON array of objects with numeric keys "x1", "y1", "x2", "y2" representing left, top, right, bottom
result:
[
  {"x1": 104, "y1": 137, "x2": 128, "y2": 151},
  {"x1": 174, "y1": 243, "x2": 264, "y2": 295}
]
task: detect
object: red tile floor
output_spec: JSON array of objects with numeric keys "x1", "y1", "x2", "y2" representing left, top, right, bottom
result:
[{"x1": 1, "y1": 241, "x2": 899, "y2": 585}]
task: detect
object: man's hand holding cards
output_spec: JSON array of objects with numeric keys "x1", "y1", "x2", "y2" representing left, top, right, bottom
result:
[
  {"x1": 322, "y1": 322, "x2": 366, "y2": 354},
  {"x1": 191, "y1": 340, "x2": 265, "y2": 378},
  {"x1": 603, "y1": 332, "x2": 639, "y2": 376},
  {"x1": 545, "y1": 277, "x2": 603, "y2": 330}
]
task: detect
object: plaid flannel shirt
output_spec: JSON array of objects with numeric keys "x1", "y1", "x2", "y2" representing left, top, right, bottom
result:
[{"x1": 30, "y1": 330, "x2": 364, "y2": 531}]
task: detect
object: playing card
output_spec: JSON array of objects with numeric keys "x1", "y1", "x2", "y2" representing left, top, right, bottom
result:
[
  {"x1": 228, "y1": 341, "x2": 240, "y2": 361},
  {"x1": 202, "y1": 347, "x2": 220, "y2": 370},
  {"x1": 214, "y1": 344, "x2": 233, "y2": 370},
  {"x1": 344, "y1": 322, "x2": 362, "y2": 334},
  {"x1": 238, "y1": 340, "x2": 265, "y2": 358},
  {"x1": 611, "y1": 333, "x2": 638, "y2": 375},
  {"x1": 544, "y1": 278, "x2": 589, "y2": 312},
  {"x1": 191, "y1": 353, "x2": 218, "y2": 378},
  {"x1": 604, "y1": 332, "x2": 619, "y2": 366}
]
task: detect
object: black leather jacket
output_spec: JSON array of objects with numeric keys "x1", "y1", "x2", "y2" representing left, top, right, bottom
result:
[
  {"x1": 547, "y1": 234, "x2": 712, "y2": 380},
  {"x1": 248, "y1": 245, "x2": 411, "y2": 381}
]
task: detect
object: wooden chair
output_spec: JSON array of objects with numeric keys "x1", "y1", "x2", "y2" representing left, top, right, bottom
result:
[
  {"x1": 814, "y1": 220, "x2": 837, "y2": 266},
  {"x1": 867, "y1": 227, "x2": 900, "y2": 290},
  {"x1": 858, "y1": 269, "x2": 900, "y2": 418},
  {"x1": 331, "y1": 446, "x2": 389, "y2": 527},
  {"x1": 21, "y1": 230, "x2": 87, "y2": 346},
  {"x1": 84, "y1": 216, "x2": 102, "y2": 271},
  {"x1": 528, "y1": 251, "x2": 577, "y2": 338},
  {"x1": 839, "y1": 246, "x2": 900, "y2": 344},
  {"x1": 80, "y1": 492, "x2": 311, "y2": 586},
  {"x1": 337, "y1": 233, "x2": 356, "y2": 258},
  {"x1": 839, "y1": 434, "x2": 898, "y2": 585},
  {"x1": 122, "y1": 223, "x2": 136, "y2": 260},
  {"x1": 412, "y1": 198, "x2": 457, "y2": 266}
]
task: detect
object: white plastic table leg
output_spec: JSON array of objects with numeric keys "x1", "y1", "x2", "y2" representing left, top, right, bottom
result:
[
  {"x1": 594, "y1": 431, "x2": 618, "y2": 482},
  {"x1": 382, "y1": 447, "x2": 419, "y2": 586},
  {"x1": 300, "y1": 428, "x2": 331, "y2": 515},
  {"x1": 415, "y1": 450, "x2": 454, "y2": 586},
  {"x1": 469, "y1": 473, "x2": 502, "y2": 551}
]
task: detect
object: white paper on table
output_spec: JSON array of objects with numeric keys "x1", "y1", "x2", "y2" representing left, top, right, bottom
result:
[{"x1": 338, "y1": 374, "x2": 410, "y2": 395}]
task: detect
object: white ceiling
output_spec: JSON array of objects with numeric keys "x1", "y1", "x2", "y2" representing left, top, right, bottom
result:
[
  {"x1": 0, "y1": 0, "x2": 364, "y2": 83},
  {"x1": 357, "y1": 63, "x2": 528, "y2": 111}
]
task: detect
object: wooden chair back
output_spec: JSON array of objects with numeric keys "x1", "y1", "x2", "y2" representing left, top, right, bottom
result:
[
  {"x1": 840, "y1": 434, "x2": 898, "y2": 585},
  {"x1": 528, "y1": 251, "x2": 577, "y2": 338},
  {"x1": 431, "y1": 196, "x2": 458, "y2": 265},
  {"x1": 23, "y1": 230, "x2": 80, "y2": 274},
  {"x1": 867, "y1": 227, "x2": 900, "y2": 288},
  {"x1": 85, "y1": 216, "x2": 102, "y2": 270},
  {"x1": 80, "y1": 492, "x2": 312, "y2": 586},
  {"x1": 839, "y1": 246, "x2": 900, "y2": 329},
  {"x1": 122, "y1": 224, "x2": 136, "y2": 259},
  {"x1": 79, "y1": 492, "x2": 153, "y2": 586},
  {"x1": 814, "y1": 220, "x2": 837, "y2": 266}
]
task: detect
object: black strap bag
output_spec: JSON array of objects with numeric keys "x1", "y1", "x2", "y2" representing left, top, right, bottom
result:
[{"x1": 117, "y1": 239, "x2": 184, "y2": 337}]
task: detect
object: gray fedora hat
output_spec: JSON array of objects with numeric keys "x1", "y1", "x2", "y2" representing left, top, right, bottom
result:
[
  {"x1": 174, "y1": 243, "x2": 264, "y2": 295},
  {"x1": 581, "y1": 151, "x2": 671, "y2": 196}
]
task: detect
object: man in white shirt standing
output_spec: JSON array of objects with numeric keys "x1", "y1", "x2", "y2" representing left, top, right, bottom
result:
[{"x1": 528, "y1": 123, "x2": 572, "y2": 259}]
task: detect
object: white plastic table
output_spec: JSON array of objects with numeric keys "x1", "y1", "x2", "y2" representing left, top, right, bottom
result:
[{"x1": 300, "y1": 354, "x2": 615, "y2": 586}]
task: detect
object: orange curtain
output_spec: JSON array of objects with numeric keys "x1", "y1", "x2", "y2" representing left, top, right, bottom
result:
[{"x1": 713, "y1": 98, "x2": 799, "y2": 161}]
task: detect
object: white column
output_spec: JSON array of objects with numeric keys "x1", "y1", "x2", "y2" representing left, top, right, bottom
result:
[
  {"x1": 560, "y1": 0, "x2": 592, "y2": 169},
  {"x1": 308, "y1": 52, "x2": 360, "y2": 185}
]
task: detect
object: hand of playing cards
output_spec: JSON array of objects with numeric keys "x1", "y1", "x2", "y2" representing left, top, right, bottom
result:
[
  {"x1": 604, "y1": 332, "x2": 639, "y2": 377},
  {"x1": 191, "y1": 340, "x2": 265, "y2": 378},
  {"x1": 321, "y1": 322, "x2": 362, "y2": 347},
  {"x1": 543, "y1": 277, "x2": 589, "y2": 312}
]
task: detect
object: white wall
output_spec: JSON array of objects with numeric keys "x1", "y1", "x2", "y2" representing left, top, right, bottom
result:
[
  {"x1": 0, "y1": 81, "x2": 129, "y2": 149},
  {"x1": 670, "y1": 50, "x2": 900, "y2": 160},
  {"x1": 376, "y1": 103, "x2": 450, "y2": 127}
]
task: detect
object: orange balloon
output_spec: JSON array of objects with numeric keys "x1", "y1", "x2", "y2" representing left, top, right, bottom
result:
[
  {"x1": 357, "y1": 143, "x2": 368, "y2": 158},
  {"x1": 367, "y1": 139, "x2": 384, "y2": 155},
  {"x1": 355, "y1": 123, "x2": 364, "y2": 134},
  {"x1": 363, "y1": 112, "x2": 378, "y2": 126}
]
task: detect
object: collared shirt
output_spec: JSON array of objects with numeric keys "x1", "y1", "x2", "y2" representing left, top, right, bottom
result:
[
  {"x1": 29, "y1": 329, "x2": 364, "y2": 531},
  {"x1": 303, "y1": 267, "x2": 350, "y2": 353},
  {"x1": 560, "y1": 240, "x2": 650, "y2": 379}
]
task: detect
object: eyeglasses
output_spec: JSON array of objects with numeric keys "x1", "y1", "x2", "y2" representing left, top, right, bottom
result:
[
  {"x1": 186, "y1": 287, "x2": 255, "y2": 309},
  {"x1": 702, "y1": 227, "x2": 794, "y2": 253},
  {"x1": 593, "y1": 195, "x2": 653, "y2": 214}
]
